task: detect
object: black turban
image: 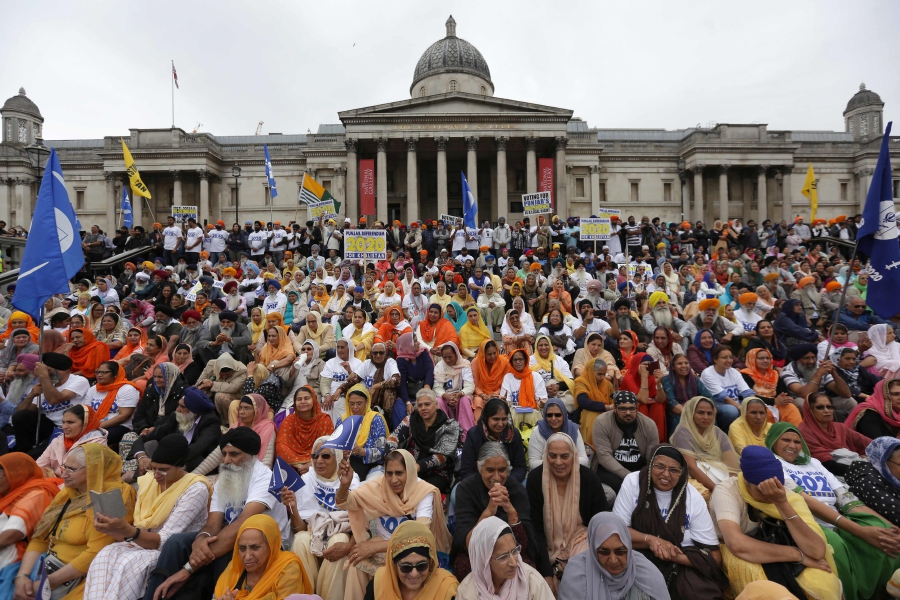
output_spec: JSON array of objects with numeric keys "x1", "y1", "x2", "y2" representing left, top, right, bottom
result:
[
  {"x1": 155, "y1": 304, "x2": 175, "y2": 317},
  {"x1": 787, "y1": 343, "x2": 817, "y2": 362},
  {"x1": 153, "y1": 434, "x2": 189, "y2": 467},
  {"x1": 219, "y1": 427, "x2": 261, "y2": 456},
  {"x1": 219, "y1": 311, "x2": 239, "y2": 323},
  {"x1": 42, "y1": 352, "x2": 73, "y2": 371},
  {"x1": 614, "y1": 298, "x2": 631, "y2": 312}
]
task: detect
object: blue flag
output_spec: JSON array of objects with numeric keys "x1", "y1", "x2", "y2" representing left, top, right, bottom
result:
[
  {"x1": 121, "y1": 187, "x2": 133, "y2": 229},
  {"x1": 321, "y1": 415, "x2": 363, "y2": 451},
  {"x1": 36, "y1": 554, "x2": 51, "y2": 600},
  {"x1": 461, "y1": 171, "x2": 477, "y2": 229},
  {"x1": 857, "y1": 121, "x2": 900, "y2": 320},
  {"x1": 268, "y1": 456, "x2": 305, "y2": 502},
  {"x1": 12, "y1": 149, "x2": 84, "y2": 321},
  {"x1": 264, "y1": 144, "x2": 278, "y2": 199}
]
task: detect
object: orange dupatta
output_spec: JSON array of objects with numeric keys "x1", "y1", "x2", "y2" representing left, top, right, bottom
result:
[
  {"x1": 471, "y1": 339, "x2": 509, "y2": 396},
  {"x1": 275, "y1": 386, "x2": 334, "y2": 464},
  {"x1": 93, "y1": 366, "x2": 138, "y2": 421},
  {"x1": 116, "y1": 327, "x2": 148, "y2": 361},
  {"x1": 417, "y1": 307, "x2": 459, "y2": 349},
  {"x1": 506, "y1": 349, "x2": 536, "y2": 409},
  {"x1": 68, "y1": 328, "x2": 111, "y2": 380}
]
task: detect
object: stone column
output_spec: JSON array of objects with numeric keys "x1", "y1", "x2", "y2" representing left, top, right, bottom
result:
[
  {"x1": 172, "y1": 171, "x2": 182, "y2": 206},
  {"x1": 0, "y1": 178, "x2": 10, "y2": 227},
  {"x1": 757, "y1": 165, "x2": 769, "y2": 224},
  {"x1": 344, "y1": 139, "x2": 358, "y2": 222},
  {"x1": 782, "y1": 165, "x2": 794, "y2": 223},
  {"x1": 465, "y1": 136, "x2": 479, "y2": 203},
  {"x1": 857, "y1": 167, "x2": 873, "y2": 212},
  {"x1": 494, "y1": 137, "x2": 508, "y2": 222},
  {"x1": 435, "y1": 137, "x2": 448, "y2": 218},
  {"x1": 590, "y1": 165, "x2": 601, "y2": 214},
  {"x1": 692, "y1": 166, "x2": 705, "y2": 223},
  {"x1": 15, "y1": 177, "x2": 31, "y2": 228},
  {"x1": 525, "y1": 137, "x2": 537, "y2": 193},
  {"x1": 405, "y1": 138, "x2": 419, "y2": 223},
  {"x1": 198, "y1": 169, "x2": 210, "y2": 225},
  {"x1": 718, "y1": 165, "x2": 730, "y2": 224},
  {"x1": 334, "y1": 167, "x2": 347, "y2": 215},
  {"x1": 555, "y1": 136, "x2": 568, "y2": 216},
  {"x1": 104, "y1": 172, "x2": 116, "y2": 233},
  {"x1": 681, "y1": 170, "x2": 690, "y2": 221},
  {"x1": 375, "y1": 137, "x2": 388, "y2": 223}
]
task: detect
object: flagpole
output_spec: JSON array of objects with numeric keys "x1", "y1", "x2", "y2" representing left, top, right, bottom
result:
[
  {"x1": 821, "y1": 240, "x2": 861, "y2": 362},
  {"x1": 171, "y1": 60, "x2": 175, "y2": 128},
  {"x1": 35, "y1": 305, "x2": 44, "y2": 446}
]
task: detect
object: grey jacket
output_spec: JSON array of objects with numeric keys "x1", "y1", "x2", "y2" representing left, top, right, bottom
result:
[{"x1": 592, "y1": 410, "x2": 659, "y2": 479}]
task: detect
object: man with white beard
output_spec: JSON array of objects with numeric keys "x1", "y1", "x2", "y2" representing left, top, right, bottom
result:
[
  {"x1": 221, "y1": 281, "x2": 247, "y2": 317},
  {"x1": 683, "y1": 298, "x2": 745, "y2": 344},
  {"x1": 147, "y1": 427, "x2": 288, "y2": 600},
  {"x1": 196, "y1": 311, "x2": 253, "y2": 364},
  {"x1": 734, "y1": 292, "x2": 762, "y2": 334},
  {"x1": 641, "y1": 291, "x2": 689, "y2": 346},
  {"x1": 130, "y1": 387, "x2": 221, "y2": 474},
  {"x1": 178, "y1": 310, "x2": 210, "y2": 348},
  {"x1": 781, "y1": 343, "x2": 855, "y2": 413},
  {"x1": 262, "y1": 280, "x2": 287, "y2": 316}
]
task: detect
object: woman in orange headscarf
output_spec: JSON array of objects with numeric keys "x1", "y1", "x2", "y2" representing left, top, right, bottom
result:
[
  {"x1": 470, "y1": 339, "x2": 509, "y2": 422},
  {"x1": 548, "y1": 279, "x2": 573, "y2": 314},
  {"x1": 67, "y1": 328, "x2": 111, "y2": 380},
  {"x1": 500, "y1": 348, "x2": 545, "y2": 428},
  {"x1": 275, "y1": 385, "x2": 334, "y2": 472},
  {"x1": 0, "y1": 454, "x2": 62, "y2": 566},
  {"x1": 0, "y1": 311, "x2": 40, "y2": 344},
  {"x1": 114, "y1": 327, "x2": 148, "y2": 365},
  {"x1": 619, "y1": 353, "x2": 668, "y2": 442},
  {"x1": 375, "y1": 306, "x2": 412, "y2": 353},
  {"x1": 416, "y1": 303, "x2": 459, "y2": 361}
]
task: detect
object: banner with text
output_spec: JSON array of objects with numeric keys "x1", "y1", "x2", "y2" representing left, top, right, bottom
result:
[
  {"x1": 344, "y1": 230, "x2": 387, "y2": 260},
  {"x1": 596, "y1": 208, "x2": 621, "y2": 220},
  {"x1": 172, "y1": 205, "x2": 197, "y2": 223},
  {"x1": 359, "y1": 159, "x2": 375, "y2": 215},
  {"x1": 522, "y1": 191, "x2": 553, "y2": 216},
  {"x1": 579, "y1": 217, "x2": 612, "y2": 240},
  {"x1": 538, "y1": 158, "x2": 554, "y2": 206},
  {"x1": 309, "y1": 199, "x2": 338, "y2": 220},
  {"x1": 439, "y1": 214, "x2": 463, "y2": 226}
]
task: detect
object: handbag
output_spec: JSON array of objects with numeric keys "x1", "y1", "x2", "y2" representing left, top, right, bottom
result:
[{"x1": 39, "y1": 500, "x2": 84, "y2": 600}]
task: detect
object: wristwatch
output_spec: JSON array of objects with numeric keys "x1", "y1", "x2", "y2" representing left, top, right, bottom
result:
[{"x1": 124, "y1": 528, "x2": 141, "y2": 542}]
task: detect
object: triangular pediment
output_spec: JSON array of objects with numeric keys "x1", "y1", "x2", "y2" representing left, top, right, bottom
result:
[{"x1": 339, "y1": 92, "x2": 573, "y2": 125}]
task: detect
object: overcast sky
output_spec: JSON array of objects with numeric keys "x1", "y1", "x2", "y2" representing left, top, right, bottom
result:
[{"x1": 3, "y1": 0, "x2": 898, "y2": 140}]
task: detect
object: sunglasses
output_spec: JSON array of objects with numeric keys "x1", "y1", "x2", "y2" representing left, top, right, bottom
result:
[
  {"x1": 812, "y1": 405, "x2": 833, "y2": 411},
  {"x1": 396, "y1": 560, "x2": 430, "y2": 574},
  {"x1": 311, "y1": 452, "x2": 334, "y2": 460},
  {"x1": 372, "y1": 351, "x2": 386, "y2": 355}
]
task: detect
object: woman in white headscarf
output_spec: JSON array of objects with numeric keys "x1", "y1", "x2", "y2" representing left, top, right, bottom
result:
[
  {"x1": 458, "y1": 516, "x2": 555, "y2": 600},
  {"x1": 865, "y1": 323, "x2": 900, "y2": 379}
]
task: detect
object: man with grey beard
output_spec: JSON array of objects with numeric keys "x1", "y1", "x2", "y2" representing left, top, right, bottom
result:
[
  {"x1": 781, "y1": 343, "x2": 856, "y2": 413},
  {"x1": 147, "y1": 427, "x2": 288, "y2": 600},
  {"x1": 178, "y1": 310, "x2": 210, "y2": 348},
  {"x1": 683, "y1": 299, "x2": 745, "y2": 344},
  {"x1": 641, "y1": 292, "x2": 689, "y2": 347},
  {"x1": 3, "y1": 355, "x2": 38, "y2": 413},
  {"x1": 130, "y1": 387, "x2": 221, "y2": 474},
  {"x1": 195, "y1": 311, "x2": 253, "y2": 363},
  {"x1": 152, "y1": 305, "x2": 183, "y2": 356},
  {"x1": 613, "y1": 298, "x2": 650, "y2": 346}
]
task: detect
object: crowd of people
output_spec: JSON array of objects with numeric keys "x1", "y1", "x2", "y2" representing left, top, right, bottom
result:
[{"x1": 0, "y1": 211, "x2": 899, "y2": 600}]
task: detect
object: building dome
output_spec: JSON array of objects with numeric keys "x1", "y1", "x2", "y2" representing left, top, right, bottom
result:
[
  {"x1": 844, "y1": 83, "x2": 883, "y2": 114},
  {"x1": 1, "y1": 87, "x2": 42, "y2": 120},
  {"x1": 411, "y1": 16, "x2": 492, "y2": 95}
]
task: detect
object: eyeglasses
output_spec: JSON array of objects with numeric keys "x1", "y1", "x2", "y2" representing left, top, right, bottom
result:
[
  {"x1": 372, "y1": 351, "x2": 386, "y2": 355},
  {"x1": 651, "y1": 463, "x2": 684, "y2": 476},
  {"x1": 491, "y1": 545, "x2": 522, "y2": 564},
  {"x1": 60, "y1": 465, "x2": 85, "y2": 474},
  {"x1": 95, "y1": 370, "x2": 112, "y2": 375},
  {"x1": 596, "y1": 547, "x2": 629, "y2": 557},
  {"x1": 615, "y1": 406, "x2": 637, "y2": 413},
  {"x1": 311, "y1": 452, "x2": 334, "y2": 460},
  {"x1": 397, "y1": 560, "x2": 430, "y2": 574},
  {"x1": 812, "y1": 405, "x2": 834, "y2": 411},
  {"x1": 147, "y1": 467, "x2": 170, "y2": 476}
]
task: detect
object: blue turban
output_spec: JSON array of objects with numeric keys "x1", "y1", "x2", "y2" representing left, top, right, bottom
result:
[
  {"x1": 485, "y1": 254, "x2": 495, "y2": 262},
  {"x1": 183, "y1": 386, "x2": 215, "y2": 414},
  {"x1": 267, "y1": 280, "x2": 281, "y2": 290},
  {"x1": 354, "y1": 286, "x2": 364, "y2": 293},
  {"x1": 740, "y1": 446, "x2": 784, "y2": 485}
]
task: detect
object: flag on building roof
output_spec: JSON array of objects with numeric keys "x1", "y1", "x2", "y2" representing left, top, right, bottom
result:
[
  {"x1": 801, "y1": 163, "x2": 818, "y2": 222},
  {"x1": 172, "y1": 61, "x2": 179, "y2": 89},
  {"x1": 461, "y1": 171, "x2": 477, "y2": 229},
  {"x1": 298, "y1": 172, "x2": 342, "y2": 214},
  {"x1": 263, "y1": 144, "x2": 278, "y2": 199}
]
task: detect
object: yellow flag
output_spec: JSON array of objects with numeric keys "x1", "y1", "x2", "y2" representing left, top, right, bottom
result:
[
  {"x1": 800, "y1": 162, "x2": 817, "y2": 221},
  {"x1": 121, "y1": 139, "x2": 151, "y2": 199}
]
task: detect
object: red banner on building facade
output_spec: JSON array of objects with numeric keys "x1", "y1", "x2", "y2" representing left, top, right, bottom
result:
[
  {"x1": 359, "y1": 159, "x2": 375, "y2": 215},
  {"x1": 538, "y1": 158, "x2": 554, "y2": 208}
]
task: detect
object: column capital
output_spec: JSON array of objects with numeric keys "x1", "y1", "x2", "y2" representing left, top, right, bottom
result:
[
  {"x1": 465, "y1": 136, "x2": 479, "y2": 151},
  {"x1": 306, "y1": 168, "x2": 317, "y2": 179},
  {"x1": 334, "y1": 166, "x2": 346, "y2": 176},
  {"x1": 14, "y1": 176, "x2": 33, "y2": 185},
  {"x1": 171, "y1": 170, "x2": 181, "y2": 180},
  {"x1": 375, "y1": 137, "x2": 388, "y2": 153},
  {"x1": 344, "y1": 138, "x2": 358, "y2": 153},
  {"x1": 0, "y1": 177, "x2": 11, "y2": 186},
  {"x1": 434, "y1": 136, "x2": 448, "y2": 151},
  {"x1": 718, "y1": 164, "x2": 731, "y2": 174},
  {"x1": 405, "y1": 137, "x2": 418, "y2": 152},
  {"x1": 757, "y1": 165, "x2": 770, "y2": 176},
  {"x1": 495, "y1": 136, "x2": 508, "y2": 151},
  {"x1": 693, "y1": 164, "x2": 706, "y2": 175},
  {"x1": 103, "y1": 170, "x2": 114, "y2": 181},
  {"x1": 555, "y1": 136, "x2": 569, "y2": 151},
  {"x1": 782, "y1": 165, "x2": 794, "y2": 175},
  {"x1": 197, "y1": 169, "x2": 211, "y2": 180},
  {"x1": 524, "y1": 136, "x2": 537, "y2": 151},
  {"x1": 590, "y1": 164, "x2": 601, "y2": 174},
  {"x1": 856, "y1": 167, "x2": 874, "y2": 177},
  {"x1": 115, "y1": 175, "x2": 126, "y2": 185}
]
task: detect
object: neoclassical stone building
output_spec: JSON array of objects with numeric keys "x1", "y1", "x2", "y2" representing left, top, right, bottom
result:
[{"x1": 1, "y1": 16, "x2": 897, "y2": 236}]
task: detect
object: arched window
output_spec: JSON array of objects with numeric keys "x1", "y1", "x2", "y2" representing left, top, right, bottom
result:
[
  {"x1": 480, "y1": 85, "x2": 486, "y2": 96},
  {"x1": 449, "y1": 80, "x2": 458, "y2": 92},
  {"x1": 419, "y1": 86, "x2": 426, "y2": 97}
]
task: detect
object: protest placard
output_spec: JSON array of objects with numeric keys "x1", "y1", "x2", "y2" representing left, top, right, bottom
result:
[
  {"x1": 308, "y1": 199, "x2": 338, "y2": 220},
  {"x1": 580, "y1": 217, "x2": 611, "y2": 240},
  {"x1": 596, "y1": 208, "x2": 621, "y2": 220},
  {"x1": 171, "y1": 205, "x2": 197, "y2": 223},
  {"x1": 521, "y1": 192, "x2": 552, "y2": 216},
  {"x1": 184, "y1": 282, "x2": 202, "y2": 302},
  {"x1": 439, "y1": 214, "x2": 463, "y2": 226},
  {"x1": 344, "y1": 230, "x2": 387, "y2": 260}
]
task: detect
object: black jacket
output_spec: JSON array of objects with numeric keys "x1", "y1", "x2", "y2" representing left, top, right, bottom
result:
[
  {"x1": 132, "y1": 374, "x2": 187, "y2": 432},
  {"x1": 131, "y1": 411, "x2": 221, "y2": 472},
  {"x1": 459, "y1": 424, "x2": 527, "y2": 484}
]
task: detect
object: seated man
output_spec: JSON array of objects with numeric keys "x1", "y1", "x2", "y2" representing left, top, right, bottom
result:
[
  {"x1": 839, "y1": 297, "x2": 889, "y2": 333},
  {"x1": 641, "y1": 292, "x2": 689, "y2": 347},
  {"x1": 592, "y1": 390, "x2": 659, "y2": 492},
  {"x1": 571, "y1": 299, "x2": 614, "y2": 348},
  {"x1": 178, "y1": 310, "x2": 210, "y2": 349},
  {"x1": 782, "y1": 343, "x2": 855, "y2": 413},
  {"x1": 146, "y1": 427, "x2": 288, "y2": 600},
  {"x1": 195, "y1": 310, "x2": 253, "y2": 363},
  {"x1": 194, "y1": 352, "x2": 249, "y2": 425},
  {"x1": 612, "y1": 298, "x2": 650, "y2": 348},
  {"x1": 684, "y1": 298, "x2": 745, "y2": 344}
]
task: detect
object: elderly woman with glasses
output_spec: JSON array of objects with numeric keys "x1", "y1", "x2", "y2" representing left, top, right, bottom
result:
[{"x1": 364, "y1": 520, "x2": 457, "y2": 600}]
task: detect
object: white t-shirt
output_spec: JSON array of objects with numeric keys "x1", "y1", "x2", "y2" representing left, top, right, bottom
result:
[
  {"x1": 735, "y1": 309, "x2": 762, "y2": 333},
  {"x1": 208, "y1": 229, "x2": 228, "y2": 252},
  {"x1": 269, "y1": 229, "x2": 287, "y2": 251},
  {"x1": 185, "y1": 226, "x2": 205, "y2": 252},
  {"x1": 464, "y1": 227, "x2": 480, "y2": 250},
  {"x1": 262, "y1": 292, "x2": 287, "y2": 316},
  {"x1": 374, "y1": 495, "x2": 433, "y2": 539},
  {"x1": 210, "y1": 459, "x2": 290, "y2": 540},
  {"x1": 571, "y1": 316, "x2": 611, "y2": 339},
  {"x1": 500, "y1": 372, "x2": 547, "y2": 413},
  {"x1": 321, "y1": 357, "x2": 363, "y2": 396},
  {"x1": 612, "y1": 471, "x2": 719, "y2": 548},
  {"x1": 163, "y1": 226, "x2": 183, "y2": 251},
  {"x1": 296, "y1": 470, "x2": 360, "y2": 520},
  {"x1": 700, "y1": 366, "x2": 752, "y2": 403},
  {"x1": 357, "y1": 359, "x2": 400, "y2": 388},
  {"x1": 34, "y1": 375, "x2": 90, "y2": 427},
  {"x1": 375, "y1": 294, "x2": 402, "y2": 312},
  {"x1": 528, "y1": 355, "x2": 574, "y2": 387},
  {"x1": 85, "y1": 384, "x2": 141, "y2": 430},
  {"x1": 480, "y1": 228, "x2": 494, "y2": 248},
  {"x1": 451, "y1": 228, "x2": 467, "y2": 252},
  {"x1": 402, "y1": 294, "x2": 428, "y2": 322},
  {"x1": 248, "y1": 231, "x2": 268, "y2": 256},
  {"x1": 777, "y1": 456, "x2": 842, "y2": 508}
]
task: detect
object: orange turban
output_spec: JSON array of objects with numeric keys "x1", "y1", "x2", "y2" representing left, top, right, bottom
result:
[
  {"x1": 738, "y1": 292, "x2": 759, "y2": 305},
  {"x1": 698, "y1": 298, "x2": 720, "y2": 311},
  {"x1": 681, "y1": 221, "x2": 690, "y2": 229},
  {"x1": 223, "y1": 267, "x2": 237, "y2": 277},
  {"x1": 812, "y1": 219, "x2": 826, "y2": 225},
  {"x1": 529, "y1": 263, "x2": 542, "y2": 272},
  {"x1": 764, "y1": 273, "x2": 780, "y2": 282},
  {"x1": 825, "y1": 281, "x2": 842, "y2": 292},
  {"x1": 798, "y1": 276, "x2": 815, "y2": 288}
]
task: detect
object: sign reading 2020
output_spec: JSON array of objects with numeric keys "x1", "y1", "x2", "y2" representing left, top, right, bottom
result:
[{"x1": 344, "y1": 230, "x2": 387, "y2": 260}]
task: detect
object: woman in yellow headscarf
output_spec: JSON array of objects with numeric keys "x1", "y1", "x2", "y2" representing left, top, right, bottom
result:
[
  {"x1": 338, "y1": 384, "x2": 389, "y2": 481},
  {"x1": 248, "y1": 307, "x2": 266, "y2": 346},
  {"x1": 458, "y1": 306, "x2": 492, "y2": 359},
  {"x1": 372, "y1": 521, "x2": 457, "y2": 600},
  {"x1": 214, "y1": 514, "x2": 312, "y2": 600},
  {"x1": 529, "y1": 334, "x2": 575, "y2": 395}
]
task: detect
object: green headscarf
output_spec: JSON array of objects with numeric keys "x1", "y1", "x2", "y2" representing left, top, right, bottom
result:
[
  {"x1": 445, "y1": 301, "x2": 467, "y2": 332},
  {"x1": 853, "y1": 277, "x2": 868, "y2": 300},
  {"x1": 764, "y1": 421, "x2": 811, "y2": 465}
]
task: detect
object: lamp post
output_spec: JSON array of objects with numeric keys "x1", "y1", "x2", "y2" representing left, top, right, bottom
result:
[
  {"x1": 25, "y1": 136, "x2": 51, "y2": 192},
  {"x1": 232, "y1": 165, "x2": 242, "y2": 224}
]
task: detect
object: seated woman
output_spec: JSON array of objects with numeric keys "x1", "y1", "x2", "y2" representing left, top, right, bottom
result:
[
  {"x1": 214, "y1": 514, "x2": 312, "y2": 600},
  {"x1": 459, "y1": 399, "x2": 528, "y2": 484},
  {"x1": 432, "y1": 342, "x2": 476, "y2": 436},
  {"x1": 573, "y1": 358, "x2": 616, "y2": 451},
  {"x1": 501, "y1": 349, "x2": 547, "y2": 429},
  {"x1": 501, "y1": 307, "x2": 536, "y2": 356},
  {"x1": 118, "y1": 362, "x2": 185, "y2": 472},
  {"x1": 84, "y1": 434, "x2": 210, "y2": 600},
  {"x1": 339, "y1": 343, "x2": 401, "y2": 419},
  {"x1": 670, "y1": 397, "x2": 739, "y2": 500},
  {"x1": 0, "y1": 455, "x2": 61, "y2": 569},
  {"x1": 687, "y1": 329, "x2": 718, "y2": 374},
  {"x1": 612, "y1": 444, "x2": 727, "y2": 600},
  {"x1": 645, "y1": 327, "x2": 684, "y2": 377},
  {"x1": 374, "y1": 306, "x2": 412, "y2": 353},
  {"x1": 252, "y1": 325, "x2": 296, "y2": 391},
  {"x1": 471, "y1": 340, "x2": 508, "y2": 422},
  {"x1": 336, "y1": 449, "x2": 451, "y2": 600},
  {"x1": 124, "y1": 334, "x2": 168, "y2": 388},
  {"x1": 538, "y1": 309, "x2": 575, "y2": 358},
  {"x1": 395, "y1": 333, "x2": 434, "y2": 428},
  {"x1": 284, "y1": 339, "x2": 325, "y2": 410},
  {"x1": 37, "y1": 405, "x2": 107, "y2": 478},
  {"x1": 94, "y1": 314, "x2": 127, "y2": 355},
  {"x1": 66, "y1": 328, "x2": 111, "y2": 381},
  {"x1": 337, "y1": 385, "x2": 388, "y2": 481},
  {"x1": 202, "y1": 394, "x2": 277, "y2": 471},
  {"x1": 458, "y1": 516, "x2": 555, "y2": 600},
  {"x1": 527, "y1": 399, "x2": 589, "y2": 470},
  {"x1": 345, "y1": 308, "x2": 376, "y2": 361},
  {"x1": 386, "y1": 389, "x2": 461, "y2": 494},
  {"x1": 14, "y1": 444, "x2": 136, "y2": 600},
  {"x1": 766, "y1": 425, "x2": 900, "y2": 600},
  {"x1": 571, "y1": 332, "x2": 619, "y2": 381},
  {"x1": 773, "y1": 298, "x2": 822, "y2": 346},
  {"x1": 364, "y1": 520, "x2": 457, "y2": 600},
  {"x1": 699, "y1": 345, "x2": 752, "y2": 431},
  {"x1": 171, "y1": 343, "x2": 200, "y2": 385},
  {"x1": 620, "y1": 354, "x2": 668, "y2": 442},
  {"x1": 739, "y1": 348, "x2": 801, "y2": 426},
  {"x1": 799, "y1": 392, "x2": 871, "y2": 477},
  {"x1": 558, "y1": 512, "x2": 670, "y2": 600},
  {"x1": 661, "y1": 354, "x2": 712, "y2": 437},
  {"x1": 711, "y1": 445, "x2": 842, "y2": 600},
  {"x1": 458, "y1": 307, "x2": 493, "y2": 359},
  {"x1": 276, "y1": 385, "x2": 335, "y2": 475},
  {"x1": 527, "y1": 433, "x2": 608, "y2": 593},
  {"x1": 453, "y1": 443, "x2": 550, "y2": 582},
  {"x1": 865, "y1": 324, "x2": 900, "y2": 379},
  {"x1": 728, "y1": 397, "x2": 771, "y2": 455},
  {"x1": 745, "y1": 319, "x2": 789, "y2": 369},
  {"x1": 529, "y1": 335, "x2": 575, "y2": 402},
  {"x1": 240, "y1": 364, "x2": 284, "y2": 425},
  {"x1": 847, "y1": 378, "x2": 900, "y2": 440}
]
